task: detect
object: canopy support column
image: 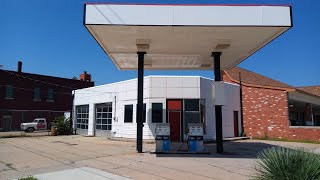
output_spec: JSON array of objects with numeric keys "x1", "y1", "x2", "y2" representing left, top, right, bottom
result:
[
  {"x1": 137, "y1": 51, "x2": 146, "y2": 153},
  {"x1": 212, "y1": 52, "x2": 223, "y2": 154}
]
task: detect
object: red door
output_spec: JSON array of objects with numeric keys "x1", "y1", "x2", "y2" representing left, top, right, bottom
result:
[
  {"x1": 169, "y1": 111, "x2": 181, "y2": 142},
  {"x1": 233, "y1": 111, "x2": 239, "y2": 137}
]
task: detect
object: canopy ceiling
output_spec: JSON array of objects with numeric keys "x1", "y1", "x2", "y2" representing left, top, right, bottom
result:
[{"x1": 84, "y1": 3, "x2": 292, "y2": 70}]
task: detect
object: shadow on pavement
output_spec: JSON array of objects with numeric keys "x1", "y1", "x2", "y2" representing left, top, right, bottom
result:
[{"x1": 155, "y1": 141, "x2": 278, "y2": 158}]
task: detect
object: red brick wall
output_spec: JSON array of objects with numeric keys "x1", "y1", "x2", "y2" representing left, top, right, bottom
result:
[{"x1": 223, "y1": 72, "x2": 320, "y2": 142}]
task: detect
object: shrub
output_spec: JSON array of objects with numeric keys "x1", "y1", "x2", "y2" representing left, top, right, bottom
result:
[
  {"x1": 254, "y1": 147, "x2": 320, "y2": 180},
  {"x1": 54, "y1": 116, "x2": 73, "y2": 135}
]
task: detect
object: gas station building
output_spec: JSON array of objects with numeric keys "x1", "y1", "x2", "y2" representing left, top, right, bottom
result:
[{"x1": 79, "y1": 3, "x2": 292, "y2": 153}]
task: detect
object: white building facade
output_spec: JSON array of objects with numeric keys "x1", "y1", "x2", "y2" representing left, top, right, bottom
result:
[{"x1": 73, "y1": 76, "x2": 241, "y2": 141}]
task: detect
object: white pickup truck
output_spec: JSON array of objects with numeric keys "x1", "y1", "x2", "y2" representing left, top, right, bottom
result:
[{"x1": 20, "y1": 118, "x2": 47, "y2": 132}]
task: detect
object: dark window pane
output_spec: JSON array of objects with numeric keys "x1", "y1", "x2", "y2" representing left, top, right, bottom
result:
[
  {"x1": 85, "y1": 125, "x2": 88, "y2": 129},
  {"x1": 96, "y1": 119, "x2": 101, "y2": 124},
  {"x1": 152, "y1": 103, "x2": 163, "y2": 123},
  {"x1": 185, "y1": 99, "x2": 199, "y2": 111},
  {"x1": 108, "y1": 107, "x2": 112, "y2": 112},
  {"x1": 102, "y1": 113, "x2": 108, "y2": 118},
  {"x1": 107, "y1": 125, "x2": 112, "y2": 130},
  {"x1": 107, "y1": 113, "x2": 112, "y2": 118},
  {"x1": 47, "y1": 88, "x2": 54, "y2": 100},
  {"x1": 103, "y1": 107, "x2": 108, "y2": 112},
  {"x1": 34, "y1": 87, "x2": 41, "y2": 100},
  {"x1": 124, "y1": 105, "x2": 133, "y2": 123},
  {"x1": 108, "y1": 119, "x2": 112, "y2": 125},
  {"x1": 77, "y1": 124, "x2": 80, "y2": 128},
  {"x1": 102, "y1": 125, "x2": 108, "y2": 130},
  {"x1": 102, "y1": 119, "x2": 108, "y2": 124},
  {"x1": 96, "y1": 125, "x2": 101, "y2": 129},
  {"x1": 184, "y1": 112, "x2": 200, "y2": 132},
  {"x1": 81, "y1": 124, "x2": 85, "y2": 129},
  {"x1": 97, "y1": 113, "x2": 101, "y2": 118},
  {"x1": 5, "y1": 85, "x2": 14, "y2": 99},
  {"x1": 97, "y1": 107, "x2": 102, "y2": 112}
]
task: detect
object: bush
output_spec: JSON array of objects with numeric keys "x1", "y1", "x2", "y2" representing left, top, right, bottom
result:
[
  {"x1": 254, "y1": 147, "x2": 320, "y2": 180},
  {"x1": 54, "y1": 116, "x2": 73, "y2": 135}
]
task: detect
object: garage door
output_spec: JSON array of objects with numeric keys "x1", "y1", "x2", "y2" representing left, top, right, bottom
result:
[
  {"x1": 76, "y1": 105, "x2": 89, "y2": 135},
  {"x1": 95, "y1": 103, "x2": 112, "y2": 137}
]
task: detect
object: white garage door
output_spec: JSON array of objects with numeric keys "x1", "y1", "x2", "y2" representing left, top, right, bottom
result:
[
  {"x1": 76, "y1": 105, "x2": 89, "y2": 135},
  {"x1": 95, "y1": 103, "x2": 112, "y2": 137}
]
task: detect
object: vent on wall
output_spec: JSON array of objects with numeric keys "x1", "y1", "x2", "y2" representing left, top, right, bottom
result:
[
  {"x1": 201, "y1": 64, "x2": 212, "y2": 68},
  {"x1": 215, "y1": 44, "x2": 231, "y2": 50}
]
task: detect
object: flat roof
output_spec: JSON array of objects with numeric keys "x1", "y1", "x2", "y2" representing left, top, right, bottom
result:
[{"x1": 84, "y1": 4, "x2": 292, "y2": 70}]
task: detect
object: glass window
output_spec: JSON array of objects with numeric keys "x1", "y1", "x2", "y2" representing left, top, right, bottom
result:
[
  {"x1": 152, "y1": 103, "x2": 163, "y2": 123},
  {"x1": 5, "y1": 85, "x2": 14, "y2": 99},
  {"x1": 47, "y1": 88, "x2": 54, "y2": 101},
  {"x1": 76, "y1": 105, "x2": 89, "y2": 129},
  {"x1": 124, "y1": 105, "x2": 133, "y2": 123},
  {"x1": 184, "y1": 99, "x2": 201, "y2": 134},
  {"x1": 34, "y1": 87, "x2": 41, "y2": 101},
  {"x1": 185, "y1": 99, "x2": 199, "y2": 111}
]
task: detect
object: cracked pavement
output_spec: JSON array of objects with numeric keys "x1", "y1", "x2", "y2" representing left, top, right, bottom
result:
[{"x1": 0, "y1": 135, "x2": 319, "y2": 180}]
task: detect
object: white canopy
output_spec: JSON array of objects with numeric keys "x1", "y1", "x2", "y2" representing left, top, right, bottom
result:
[{"x1": 84, "y1": 3, "x2": 292, "y2": 70}]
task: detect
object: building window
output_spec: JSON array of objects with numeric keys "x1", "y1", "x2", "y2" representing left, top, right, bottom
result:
[
  {"x1": 184, "y1": 99, "x2": 200, "y2": 131},
  {"x1": 34, "y1": 87, "x2": 41, "y2": 101},
  {"x1": 76, "y1": 105, "x2": 89, "y2": 129},
  {"x1": 152, "y1": 103, "x2": 163, "y2": 123},
  {"x1": 5, "y1": 85, "x2": 14, "y2": 99},
  {"x1": 124, "y1": 105, "x2": 133, "y2": 123},
  {"x1": 95, "y1": 103, "x2": 112, "y2": 131},
  {"x1": 47, "y1": 88, "x2": 54, "y2": 101}
]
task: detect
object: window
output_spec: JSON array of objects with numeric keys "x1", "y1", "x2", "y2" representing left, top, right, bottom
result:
[
  {"x1": 39, "y1": 120, "x2": 45, "y2": 124},
  {"x1": 5, "y1": 85, "x2": 14, "y2": 99},
  {"x1": 34, "y1": 87, "x2": 41, "y2": 101},
  {"x1": 152, "y1": 103, "x2": 163, "y2": 123},
  {"x1": 47, "y1": 88, "x2": 54, "y2": 101},
  {"x1": 95, "y1": 103, "x2": 112, "y2": 131},
  {"x1": 76, "y1": 105, "x2": 89, "y2": 129},
  {"x1": 124, "y1": 105, "x2": 133, "y2": 123},
  {"x1": 184, "y1": 99, "x2": 200, "y2": 132},
  {"x1": 185, "y1": 99, "x2": 199, "y2": 111}
]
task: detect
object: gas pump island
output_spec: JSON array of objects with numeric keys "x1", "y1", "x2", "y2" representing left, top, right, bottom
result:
[
  {"x1": 155, "y1": 123, "x2": 206, "y2": 153},
  {"x1": 83, "y1": 3, "x2": 292, "y2": 153}
]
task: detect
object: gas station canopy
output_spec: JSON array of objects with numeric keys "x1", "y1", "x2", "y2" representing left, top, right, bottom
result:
[{"x1": 84, "y1": 3, "x2": 292, "y2": 70}]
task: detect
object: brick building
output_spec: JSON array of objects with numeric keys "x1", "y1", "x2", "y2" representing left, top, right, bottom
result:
[
  {"x1": 0, "y1": 61, "x2": 94, "y2": 131},
  {"x1": 223, "y1": 67, "x2": 320, "y2": 142}
]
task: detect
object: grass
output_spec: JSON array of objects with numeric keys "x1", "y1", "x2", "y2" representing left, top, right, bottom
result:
[
  {"x1": 18, "y1": 176, "x2": 38, "y2": 180},
  {"x1": 253, "y1": 147, "x2": 320, "y2": 180},
  {"x1": 254, "y1": 136, "x2": 320, "y2": 144}
]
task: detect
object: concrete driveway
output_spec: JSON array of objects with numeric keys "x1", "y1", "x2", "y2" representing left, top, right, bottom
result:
[{"x1": 0, "y1": 136, "x2": 319, "y2": 180}]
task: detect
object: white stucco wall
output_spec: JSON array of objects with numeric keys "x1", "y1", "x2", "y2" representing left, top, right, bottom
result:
[{"x1": 73, "y1": 76, "x2": 241, "y2": 140}]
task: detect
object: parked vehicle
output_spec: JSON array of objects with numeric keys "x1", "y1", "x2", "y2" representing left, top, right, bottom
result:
[{"x1": 20, "y1": 118, "x2": 47, "y2": 132}]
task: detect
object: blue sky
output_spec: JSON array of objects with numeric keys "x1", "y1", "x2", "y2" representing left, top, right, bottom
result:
[{"x1": 1, "y1": 0, "x2": 319, "y2": 86}]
